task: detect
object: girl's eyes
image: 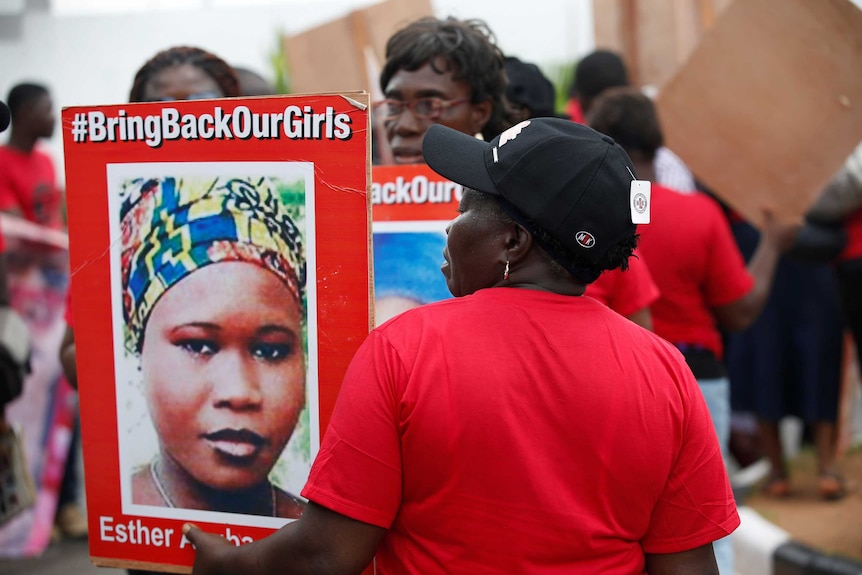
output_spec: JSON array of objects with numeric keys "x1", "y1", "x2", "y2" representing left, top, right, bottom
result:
[
  {"x1": 174, "y1": 338, "x2": 296, "y2": 362},
  {"x1": 252, "y1": 342, "x2": 294, "y2": 361},
  {"x1": 179, "y1": 339, "x2": 217, "y2": 356}
]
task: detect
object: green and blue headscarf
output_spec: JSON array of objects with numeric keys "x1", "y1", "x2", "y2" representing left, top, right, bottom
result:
[{"x1": 120, "y1": 175, "x2": 305, "y2": 353}]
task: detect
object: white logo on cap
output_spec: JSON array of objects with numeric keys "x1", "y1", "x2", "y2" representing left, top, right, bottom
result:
[
  {"x1": 492, "y1": 120, "x2": 531, "y2": 163},
  {"x1": 630, "y1": 180, "x2": 651, "y2": 225},
  {"x1": 576, "y1": 231, "x2": 596, "y2": 248}
]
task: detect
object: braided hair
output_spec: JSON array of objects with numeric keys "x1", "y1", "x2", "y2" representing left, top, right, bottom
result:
[
  {"x1": 129, "y1": 46, "x2": 240, "y2": 103},
  {"x1": 472, "y1": 189, "x2": 637, "y2": 284}
]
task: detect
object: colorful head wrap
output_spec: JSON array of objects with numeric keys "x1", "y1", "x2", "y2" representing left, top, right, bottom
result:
[{"x1": 120, "y1": 175, "x2": 305, "y2": 353}]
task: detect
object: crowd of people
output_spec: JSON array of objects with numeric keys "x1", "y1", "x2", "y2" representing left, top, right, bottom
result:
[{"x1": 1, "y1": 11, "x2": 860, "y2": 575}]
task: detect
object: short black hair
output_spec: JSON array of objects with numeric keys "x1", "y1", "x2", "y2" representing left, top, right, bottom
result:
[
  {"x1": 471, "y1": 189, "x2": 636, "y2": 284},
  {"x1": 587, "y1": 87, "x2": 663, "y2": 163},
  {"x1": 380, "y1": 17, "x2": 510, "y2": 141},
  {"x1": 571, "y1": 49, "x2": 629, "y2": 111},
  {"x1": 129, "y1": 46, "x2": 240, "y2": 103},
  {"x1": 7, "y1": 83, "x2": 49, "y2": 119},
  {"x1": 504, "y1": 56, "x2": 557, "y2": 119}
]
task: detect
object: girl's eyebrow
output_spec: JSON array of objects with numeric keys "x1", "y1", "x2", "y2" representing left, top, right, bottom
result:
[
  {"x1": 169, "y1": 322, "x2": 220, "y2": 334},
  {"x1": 256, "y1": 325, "x2": 298, "y2": 337}
]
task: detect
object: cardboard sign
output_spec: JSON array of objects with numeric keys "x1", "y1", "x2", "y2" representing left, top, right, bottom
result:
[
  {"x1": 62, "y1": 93, "x2": 371, "y2": 572},
  {"x1": 0, "y1": 221, "x2": 73, "y2": 558},
  {"x1": 284, "y1": 0, "x2": 433, "y2": 95},
  {"x1": 371, "y1": 164, "x2": 460, "y2": 325},
  {"x1": 656, "y1": 0, "x2": 862, "y2": 226}
]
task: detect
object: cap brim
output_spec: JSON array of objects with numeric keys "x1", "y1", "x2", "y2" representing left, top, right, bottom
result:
[{"x1": 422, "y1": 124, "x2": 499, "y2": 195}]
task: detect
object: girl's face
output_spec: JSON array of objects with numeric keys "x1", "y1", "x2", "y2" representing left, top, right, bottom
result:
[{"x1": 141, "y1": 261, "x2": 305, "y2": 491}]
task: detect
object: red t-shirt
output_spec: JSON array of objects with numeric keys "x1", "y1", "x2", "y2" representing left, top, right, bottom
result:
[
  {"x1": 303, "y1": 288, "x2": 738, "y2": 574},
  {"x1": 585, "y1": 248, "x2": 660, "y2": 317},
  {"x1": 0, "y1": 145, "x2": 64, "y2": 228},
  {"x1": 840, "y1": 208, "x2": 862, "y2": 262},
  {"x1": 565, "y1": 98, "x2": 585, "y2": 124},
  {"x1": 636, "y1": 185, "x2": 753, "y2": 358}
]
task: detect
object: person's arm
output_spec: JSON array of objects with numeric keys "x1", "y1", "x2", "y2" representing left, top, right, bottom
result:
[
  {"x1": 184, "y1": 501, "x2": 385, "y2": 575},
  {"x1": 59, "y1": 325, "x2": 76, "y2": 389},
  {"x1": 712, "y1": 211, "x2": 798, "y2": 332},
  {"x1": 626, "y1": 306, "x2": 653, "y2": 331},
  {"x1": 645, "y1": 543, "x2": 718, "y2": 575}
]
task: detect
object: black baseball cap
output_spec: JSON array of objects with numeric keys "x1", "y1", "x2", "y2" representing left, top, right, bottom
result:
[{"x1": 422, "y1": 117, "x2": 637, "y2": 270}]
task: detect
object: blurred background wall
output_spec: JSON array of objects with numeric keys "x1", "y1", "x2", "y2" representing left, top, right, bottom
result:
[{"x1": 0, "y1": 0, "x2": 594, "y2": 178}]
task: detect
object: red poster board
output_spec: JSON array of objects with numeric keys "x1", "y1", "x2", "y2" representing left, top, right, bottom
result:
[
  {"x1": 371, "y1": 164, "x2": 461, "y2": 325},
  {"x1": 62, "y1": 93, "x2": 370, "y2": 572}
]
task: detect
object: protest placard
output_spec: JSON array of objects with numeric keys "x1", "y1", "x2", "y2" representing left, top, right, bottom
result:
[
  {"x1": 62, "y1": 92, "x2": 371, "y2": 572},
  {"x1": 371, "y1": 164, "x2": 461, "y2": 325},
  {"x1": 656, "y1": 0, "x2": 862, "y2": 225}
]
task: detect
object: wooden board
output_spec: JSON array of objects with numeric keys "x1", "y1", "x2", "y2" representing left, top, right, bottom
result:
[
  {"x1": 656, "y1": 0, "x2": 862, "y2": 225},
  {"x1": 284, "y1": 0, "x2": 432, "y2": 95}
]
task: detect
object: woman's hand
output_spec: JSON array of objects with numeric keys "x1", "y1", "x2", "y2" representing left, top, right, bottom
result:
[
  {"x1": 181, "y1": 502, "x2": 385, "y2": 575},
  {"x1": 760, "y1": 208, "x2": 802, "y2": 253},
  {"x1": 183, "y1": 524, "x2": 237, "y2": 575}
]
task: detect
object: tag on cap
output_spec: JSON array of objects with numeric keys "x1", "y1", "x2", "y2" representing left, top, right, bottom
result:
[{"x1": 630, "y1": 180, "x2": 651, "y2": 224}]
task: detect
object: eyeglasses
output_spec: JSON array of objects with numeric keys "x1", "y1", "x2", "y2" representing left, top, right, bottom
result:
[{"x1": 374, "y1": 97, "x2": 469, "y2": 121}]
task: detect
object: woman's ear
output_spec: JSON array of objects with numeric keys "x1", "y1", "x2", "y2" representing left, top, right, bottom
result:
[
  {"x1": 503, "y1": 224, "x2": 533, "y2": 264},
  {"x1": 469, "y1": 98, "x2": 493, "y2": 136}
]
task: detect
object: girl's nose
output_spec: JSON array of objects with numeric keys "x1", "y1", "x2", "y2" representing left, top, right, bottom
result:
[{"x1": 210, "y1": 350, "x2": 263, "y2": 410}]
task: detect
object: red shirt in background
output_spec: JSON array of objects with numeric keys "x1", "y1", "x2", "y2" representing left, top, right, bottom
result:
[
  {"x1": 0, "y1": 145, "x2": 64, "y2": 229},
  {"x1": 637, "y1": 184, "x2": 753, "y2": 358},
  {"x1": 565, "y1": 98, "x2": 584, "y2": 124},
  {"x1": 586, "y1": 248, "x2": 660, "y2": 318},
  {"x1": 840, "y1": 209, "x2": 862, "y2": 262}
]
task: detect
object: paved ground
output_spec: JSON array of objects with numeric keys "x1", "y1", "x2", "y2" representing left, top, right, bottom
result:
[
  {"x1": 744, "y1": 446, "x2": 862, "y2": 562},
  {"x1": 0, "y1": 537, "x2": 124, "y2": 575}
]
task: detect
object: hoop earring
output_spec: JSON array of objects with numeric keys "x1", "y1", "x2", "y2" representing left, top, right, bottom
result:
[{"x1": 504, "y1": 259, "x2": 510, "y2": 280}]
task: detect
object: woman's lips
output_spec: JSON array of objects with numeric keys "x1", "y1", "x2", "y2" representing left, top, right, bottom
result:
[
  {"x1": 203, "y1": 429, "x2": 266, "y2": 460},
  {"x1": 441, "y1": 257, "x2": 450, "y2": 278}
]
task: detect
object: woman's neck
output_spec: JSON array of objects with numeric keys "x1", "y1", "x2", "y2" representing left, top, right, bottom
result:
[
  {"x1": 500, "y1": 254, "x2": 588, "y2": 296},
  {"x1": 503, "y1": 280, "x2": 586, "y2": 296},
  {"x1": 153, "y1": 454, "x2": 275, "y2": 516},
  {"x1": 6, "y1": 130, "x2": 37, "y2": 153}
]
